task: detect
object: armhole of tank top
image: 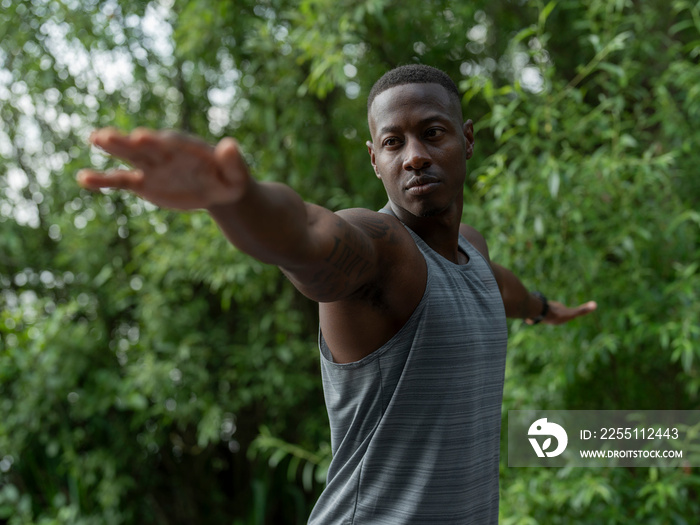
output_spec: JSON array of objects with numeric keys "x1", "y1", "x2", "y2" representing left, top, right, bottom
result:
[
  {"x1": 319, "y1": 210, "x2": 431, "y2": 369},
  {"x1": 458, "y1": 233, "x2": 499, "y2": 282},
  {"x1": 318, "y1": 265, "x2": 432, "y2": 369}
]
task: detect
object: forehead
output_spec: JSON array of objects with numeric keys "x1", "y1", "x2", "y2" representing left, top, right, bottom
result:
[{"x1": 368, "y1": 83, "x2": 460, "y2": 136}]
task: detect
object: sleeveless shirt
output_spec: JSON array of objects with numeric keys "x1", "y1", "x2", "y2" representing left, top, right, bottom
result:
[{"x1": 309, "y1": 223, "x2": 508, "y2": 525}]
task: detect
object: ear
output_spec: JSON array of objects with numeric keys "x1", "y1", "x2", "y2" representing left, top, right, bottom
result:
[
  {"x1": 366, "y1": 140, "x2": 381, "y2": 179},
  {"x1": 463, "y1": 119, "x2": 474, "y2": 160}
]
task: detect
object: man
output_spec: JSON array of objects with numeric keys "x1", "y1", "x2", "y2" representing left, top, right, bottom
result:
[{"x1": 78, "y1": 65, "x2": 596, "y2": 523}]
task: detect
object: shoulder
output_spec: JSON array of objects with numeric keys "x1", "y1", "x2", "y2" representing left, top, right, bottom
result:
[
  {"x1": 335, "y1": 208, "x2": 404, "y2": 238},
  {"x1": 336, "y1": 208, "x2": 427, "y2": 296},
  {"x1": 318, "y1": 210, "x2": 427, "y2": 362},
  {"x1": 335, "y1": 208, "x2": 418, "y2": 255},
  {"x1": 459, "y1": 223, "x2": 492, "y2": 264}
]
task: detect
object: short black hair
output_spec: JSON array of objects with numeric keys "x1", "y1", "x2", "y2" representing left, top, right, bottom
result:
[{"x1": 367, "y1": 64, "x2": 461, "y2": 112}]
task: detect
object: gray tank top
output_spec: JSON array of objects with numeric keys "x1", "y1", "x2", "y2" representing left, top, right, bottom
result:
[{"x1": 309, "y1": 224, "x2": 508, "y2": 524}]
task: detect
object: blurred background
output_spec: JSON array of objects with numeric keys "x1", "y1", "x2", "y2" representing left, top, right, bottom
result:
[{"x1": 0, "y1": 0, "x2": 698, "y2": 523}]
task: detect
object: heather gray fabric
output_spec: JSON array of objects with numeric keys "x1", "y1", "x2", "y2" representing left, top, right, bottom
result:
[{"x1": 309, "y1": 224, "x2": 508, "y2": 524}]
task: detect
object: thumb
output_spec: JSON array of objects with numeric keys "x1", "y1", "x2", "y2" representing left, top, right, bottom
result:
[{"x1": 214, "y1": 137, "x2": 251, "y2": 201}]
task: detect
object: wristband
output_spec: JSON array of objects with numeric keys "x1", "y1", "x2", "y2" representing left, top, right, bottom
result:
[{"x1": 530, "y1": 291, "x2": 549, "y2": 324}]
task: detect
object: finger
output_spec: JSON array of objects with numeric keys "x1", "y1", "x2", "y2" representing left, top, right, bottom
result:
[
  {"x1": 533, "y1": 299, "x2": 596, "y2": 325},
  {"x1": 90, "y1": 128, "x2": 164, "y2": 167},
  {"x1": 89, "y1": 126, "x2": 121, "y2": 145},
  {"x1": 77, "y1": 168, "x2": 144, "y2": 191},
  {"x1": 551, "y1": 300, "x2": 597, "y2": 324},
  {"x1": 571, "y1": 301, "x2": 597, "y2": 318},
  {"x1": 89, "y1": 127, "x2": 130, "y2": 153},
  {"x1": 159, "y1": 129, "x2": 213, "y2": 150},
  {"x1": 214, "y1": 137, "x2": 250, "y2": 201}
]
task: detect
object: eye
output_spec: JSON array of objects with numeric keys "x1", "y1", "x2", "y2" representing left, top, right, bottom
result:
[
  {"x1": 425, "y1": 128, "x2": 446, "y2": 139},
  {"x1": 382, "y1": 137, "x2": 402, "y2": 147}
]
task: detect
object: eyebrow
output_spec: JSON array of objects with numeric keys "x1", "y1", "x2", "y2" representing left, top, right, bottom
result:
[{"x1": 377, "y1": 115, "x2": 453, "y2": 136}]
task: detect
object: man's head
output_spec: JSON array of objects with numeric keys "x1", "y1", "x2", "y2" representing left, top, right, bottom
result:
[
  {"x1": 367, "y1": 64, "x2": 462, "y2": 119},
  {"x1": 365, "y1": 65, "x2": 474, "y2": 221}
]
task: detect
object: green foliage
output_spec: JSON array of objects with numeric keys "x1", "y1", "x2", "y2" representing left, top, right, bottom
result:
[
  {"x1": 248, "y1": 425, "x2": 330, "y2": 496},
  {"x1": 0, "y1": 0, "x2": 698, "y2": 523}
]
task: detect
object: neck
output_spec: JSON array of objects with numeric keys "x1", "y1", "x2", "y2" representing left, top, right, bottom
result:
[{"x1": 383, "y1": 201, "x2": 464, "y2": 264}]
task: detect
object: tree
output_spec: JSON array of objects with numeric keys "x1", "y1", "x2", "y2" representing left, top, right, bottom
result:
[{"x1": 0, "y1": 0, "x2": 697, "y2": 523}]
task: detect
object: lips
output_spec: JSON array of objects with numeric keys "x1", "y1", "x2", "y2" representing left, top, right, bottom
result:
[{"x1": 406, "y1": 175, "x2": 441, "y2": 195}]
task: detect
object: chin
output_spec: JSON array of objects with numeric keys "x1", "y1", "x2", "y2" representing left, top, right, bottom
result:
[
  {"x1": 418, "y1": 208, "x2": 440, "y2": 218},
  {"x1": 394, "y1": 198, "x2": 450, "y2": 220},
  {"x1": 415, "y1": 200, "x2": 451, "y2": 218}
]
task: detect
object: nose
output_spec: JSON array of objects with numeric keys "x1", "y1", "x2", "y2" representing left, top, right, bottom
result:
[{"x1": 402, "y1": 139, "x2": 431, "y2": 171}]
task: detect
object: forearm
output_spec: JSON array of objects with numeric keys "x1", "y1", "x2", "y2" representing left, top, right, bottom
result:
[
  {"x1": 492, "y1": 263, "x2": 545, "y2": 320},
  {"x1": 459, "y1": 226, "x2": 595, "y2": 325},
  {"x1": 207, "y1": 179, "x2": 319, "y2": 268}
]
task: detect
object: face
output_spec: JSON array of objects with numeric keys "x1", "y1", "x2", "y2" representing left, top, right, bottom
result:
[{"x1": 367, "y1": 83, "x2": 474, "y2": 222}]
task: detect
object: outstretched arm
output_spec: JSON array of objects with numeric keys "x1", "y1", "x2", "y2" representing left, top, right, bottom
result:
[
  {"x1": 78, "y1": 128, "x2": 379, "y2": 303},
  {"x1": 458, "y1": 224, "x2": 596, "y2": 325},
  {"x1": 490, "y1": 263, "x2": 597, "y2": 325}
]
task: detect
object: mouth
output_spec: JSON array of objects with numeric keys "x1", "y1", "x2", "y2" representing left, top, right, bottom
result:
[{"x1": 406, "y1": 175, "x2": 441, "y2": 196}]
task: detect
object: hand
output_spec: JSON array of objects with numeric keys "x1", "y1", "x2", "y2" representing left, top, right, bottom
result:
[
  {"x1": 526, "y1": 300, "x2": 598, "y2": 326},
  {"x1": 77, "y1": 128, "x2": 250, "y2": 210}
]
